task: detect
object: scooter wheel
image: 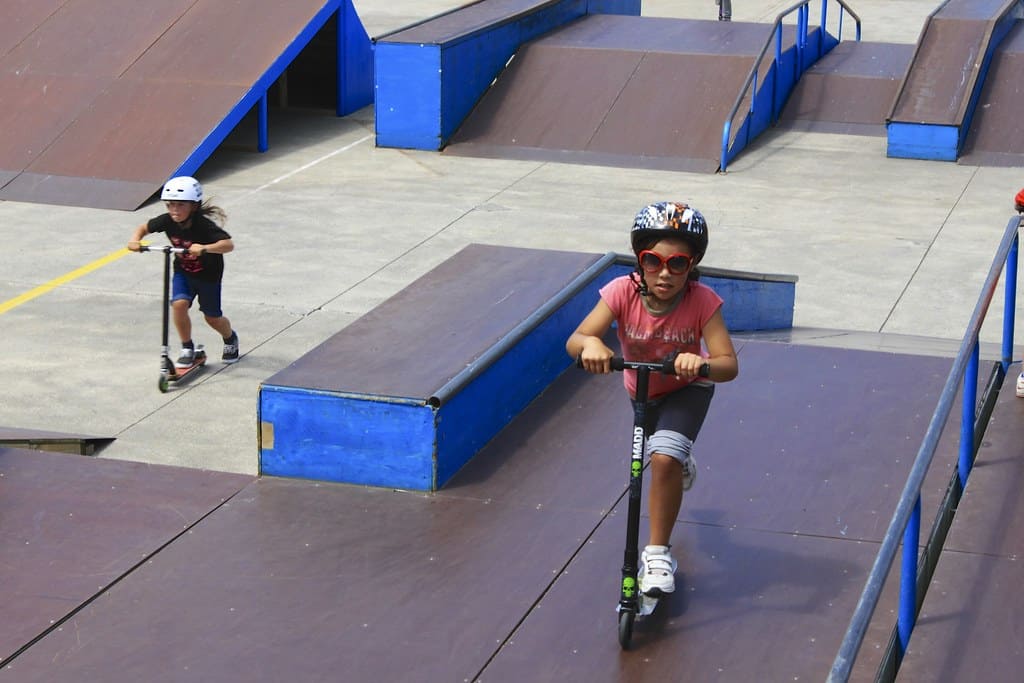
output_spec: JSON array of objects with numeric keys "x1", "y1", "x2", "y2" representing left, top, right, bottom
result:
[
  {"x1": 618, "y1": 610, "x2": 634, "y2": 649},
  {"x1": 158, "y1": 376, "x2": 169, "y2": 393}
]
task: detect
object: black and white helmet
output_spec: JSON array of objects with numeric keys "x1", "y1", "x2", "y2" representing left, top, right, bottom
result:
[{"x1": 630, "y1": 202, "x2": 708, "y2": 262}]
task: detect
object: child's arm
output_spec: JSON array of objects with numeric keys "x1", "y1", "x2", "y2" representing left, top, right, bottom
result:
[
  {"x1": 126, "y1": 223, "x2": 150, "y2": 252},
  {"x1": 186, "y1": 237, "x2": 234, "y2": 256},
  {"x1": 566, "y1": 300, "x2": 616, "y2": 373},
  {"x1": 690, "y1": 309, "x2": 738, "y2": 382}
]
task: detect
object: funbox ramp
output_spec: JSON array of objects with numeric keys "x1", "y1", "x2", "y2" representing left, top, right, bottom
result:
[{"x1": 0, "y1": 0, "x2": 372, "y2": 210}]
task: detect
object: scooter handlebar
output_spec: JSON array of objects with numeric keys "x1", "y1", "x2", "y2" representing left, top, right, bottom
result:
[
  {"x1": 578, "y1": 355, "x2": 710, "y2": 377},
  {"x1": 137, "y1": 245, "x2": 186, "y2": 254}
]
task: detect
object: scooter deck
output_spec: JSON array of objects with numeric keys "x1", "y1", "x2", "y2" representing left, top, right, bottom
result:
[
  {"x1": 616, "y1": 591, "x2": 660, "y2": 617},
  {"x1": 167, "y1": 356, "x2": 207, "y2": 380},
  {"x1": 159, "y1": 348, "x2": 207, "y2": 392}
]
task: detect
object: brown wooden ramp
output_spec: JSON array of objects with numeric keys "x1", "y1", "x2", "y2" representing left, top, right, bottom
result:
[
  {"x1": 777, "y1": 41, "x2": 914, "y2": 135},
  {"x1": 958, "y1": 20, "x2": 1024, "y2": 166},
  {"x1": 0, "y1": 0, "x2": 346, "y2": 210},
  {"x1": 445, "y1": 15, "x2": 774, "y2": 173},
  {"x1": 2, "y1": 340, "x2": 976, "y2": 681},
  {"x1": 897, "y1": 378, "x2": 1024, "y2": 682},
  {"x1": 0, "y1": 425, "x2": 114, "y2": 455},
  {"x1": 887, "y1": 0, "x2": 1005, "y2": 127},
  {"x1": 0, "y1": 447, "x2": 253, "y2": 666}
]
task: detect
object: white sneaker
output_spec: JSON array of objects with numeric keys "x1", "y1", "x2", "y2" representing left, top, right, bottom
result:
[
  {"x1": 682, "y1": 453, "x2": 698, "y2": 491},
  {"x1": 640, "y1": 545, "x2": 677, "y2": 596},
  {"x1": 174, "y1": 347, "x2": 195, "y2": 368},
  {"x1": 1016, "y1": 372, "x2": 1024, "y2": 398}
]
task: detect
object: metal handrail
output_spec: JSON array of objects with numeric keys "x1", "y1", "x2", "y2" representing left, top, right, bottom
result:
[
  {"x1": 719, "y1": 0, "x2": 861, "y2": 172},
  {"x1": 828, "y1": 212, "x2": 1022, "y2": 682}
]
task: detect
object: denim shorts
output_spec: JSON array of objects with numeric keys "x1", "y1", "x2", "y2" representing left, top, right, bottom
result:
[{"x1": 171, "y1": 271, "x2": 223, "y2": 317}]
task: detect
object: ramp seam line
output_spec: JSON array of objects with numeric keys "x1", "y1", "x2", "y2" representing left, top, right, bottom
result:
[
  {"x1": 0, "y1": 483, "x2": 250, "y2": 669},
  {"x1": 0, "y1": 1, "x2": 70, "y2": 61},
  {"x1": 878, "y1": 166, "x2": 980, "y2": 333},
  {"x1": 470, "y1": 478, "x2": 634, "y2": 682},
  {"x1": 582, "y1": 51, "x2": 649, "y2": 150}
]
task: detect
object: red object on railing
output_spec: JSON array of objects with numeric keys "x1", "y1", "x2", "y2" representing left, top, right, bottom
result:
[{"x1": 1015, "y1": 188, "x2": 1024, "y2": 213}]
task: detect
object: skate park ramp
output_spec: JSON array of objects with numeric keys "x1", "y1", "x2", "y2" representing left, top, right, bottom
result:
[
  {"x1": 776, "y1": 41, "x2": 914, "y2": 135},
  {"x1": 6, "y1": 338, "x2": 1013, "y2": 681},
  {"x1": 444, "y1": 14, "x2": 777, "y2": 173},
  {"x1": 886, "y1": 0, "x2": 1023, "y2": 162},
  {"x1": 958, "y1": 19, "x2": 1024, "y2": 166},
  {"x1": 0, "y1": 426, "x2": 113, "y2": 456},
  {"x1": 0, "y1": 0, "x2": 371, "y2": 211}
]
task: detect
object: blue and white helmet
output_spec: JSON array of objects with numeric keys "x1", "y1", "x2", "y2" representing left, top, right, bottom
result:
[
  {"x1": 161, "y1": 176, "x2": 203, "y2": 203},
  {"x1": 630, "y1": 201, "x2": 708, "y2": 261}
]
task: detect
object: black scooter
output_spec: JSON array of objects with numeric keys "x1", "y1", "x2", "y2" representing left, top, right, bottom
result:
[
  {"x1": 139, "y1": 245, "x2": 206, "y2": 393},
  {"x1": 580, "y1": 355, "x2": 708, "y2": 649}
]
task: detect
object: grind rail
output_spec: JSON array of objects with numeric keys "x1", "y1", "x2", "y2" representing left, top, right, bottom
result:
[{"x1": 828, "y1": 209, "x2": 1023, "y2": 682}]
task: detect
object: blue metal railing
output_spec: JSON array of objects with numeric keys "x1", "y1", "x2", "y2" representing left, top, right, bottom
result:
[
  {"x1": 719, "y1": 0, "x2": 861, "y2": 172},
  {"x1": 828, "y1": 212, "x2": 1023, "y2": 682}
]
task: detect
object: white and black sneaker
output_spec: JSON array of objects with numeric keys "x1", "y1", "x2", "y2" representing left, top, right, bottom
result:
[
  {"x1": 174, "y1": 347, "x2": 195, "y2": 368},
  {"x1": 222, "y1": 334, "x2": 240, "y2": 364}
]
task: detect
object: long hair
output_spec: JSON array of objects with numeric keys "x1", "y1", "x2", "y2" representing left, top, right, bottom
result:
[{"x1": 197, "y1": 200, "x2": 227, "y2": 226}]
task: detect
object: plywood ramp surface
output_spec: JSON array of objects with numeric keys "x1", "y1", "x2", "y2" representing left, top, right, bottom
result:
[
  {"x1": 447, "y1": 15, "x2": 773, "y2": 173},
  {"x1": 0, "y1": 0, "x2": 340, "y2": 210},
  {"x1": 3, "y1": 341, "x2": 979, "y2": 681}
]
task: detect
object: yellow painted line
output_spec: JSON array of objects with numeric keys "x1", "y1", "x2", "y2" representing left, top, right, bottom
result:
[{"x1": 0, "y1": 247, "x2": 137, "y2": 315}]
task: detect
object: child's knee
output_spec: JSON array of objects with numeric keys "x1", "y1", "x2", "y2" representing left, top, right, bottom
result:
[{"x1": 650, "y1": 452, "x2": 682, "y2": 478}]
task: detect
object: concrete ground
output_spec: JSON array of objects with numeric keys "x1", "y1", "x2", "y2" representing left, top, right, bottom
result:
[{"x1": 1, "y1": 0, "x2": 1020, "y2": 476}]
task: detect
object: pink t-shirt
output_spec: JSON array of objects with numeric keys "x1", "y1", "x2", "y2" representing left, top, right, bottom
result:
[{"x1": 600, "y1": 275, "x2": 723, "y2": 399}]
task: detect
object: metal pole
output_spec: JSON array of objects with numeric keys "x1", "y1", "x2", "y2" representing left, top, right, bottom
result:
[
  {"x1": 959, "y1": 343, "x2": 979, "y2": 489},
  {"x1": 1002, "y1": 233, "x2": 1018, "y2": 372},
  {"x1": 897, "y1": 496, "x2": 921, "y2": 653},
  {"x1": 257, "y1": 92, "x2": 269, "y2": 153}
]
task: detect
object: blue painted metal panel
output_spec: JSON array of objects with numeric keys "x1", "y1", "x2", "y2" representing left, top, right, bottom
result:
[
  {"x1": 703, "y1": 276, "x2": 796, "y2": 331},
  {"x1": 433, "y1": 278, "x2": 610, "y2": 486},
  {"x1": 588, "y1": 0, "x2": 641, "y2": 13},
  {"x1": 752, "y1": 62, "x2": 776, "y2": 131},
  {"x1": 338, "y1": 0, "x2": 374, "y2": 115},
  {"x1": 374, "y1": 42, "x2": 442, "y2": 149},
  {"x1": 887, "y1": 123, "x2": 960, "y2": 161},
  {"x1": 259, "y1": 386, "x2": 437, "y2": 490}
]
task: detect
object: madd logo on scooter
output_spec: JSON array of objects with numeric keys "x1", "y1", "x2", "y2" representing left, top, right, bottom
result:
[{"x1": 631, "y1": 426, "x2": 644, "y2": 474}]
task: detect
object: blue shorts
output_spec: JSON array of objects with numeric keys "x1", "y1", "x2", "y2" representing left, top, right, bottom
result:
[{"x1": 171, "y1": 271, "x2": 223, "y2": 318}]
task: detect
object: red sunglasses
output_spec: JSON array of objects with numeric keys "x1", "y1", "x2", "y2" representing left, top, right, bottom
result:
[{"x1": 638, "y1": 250, "x2": 693, "y2": 275}]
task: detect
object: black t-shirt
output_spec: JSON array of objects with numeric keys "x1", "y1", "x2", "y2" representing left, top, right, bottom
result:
[{"x1": 147, "y1": 213, "x2": 231, "y2": 283}]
